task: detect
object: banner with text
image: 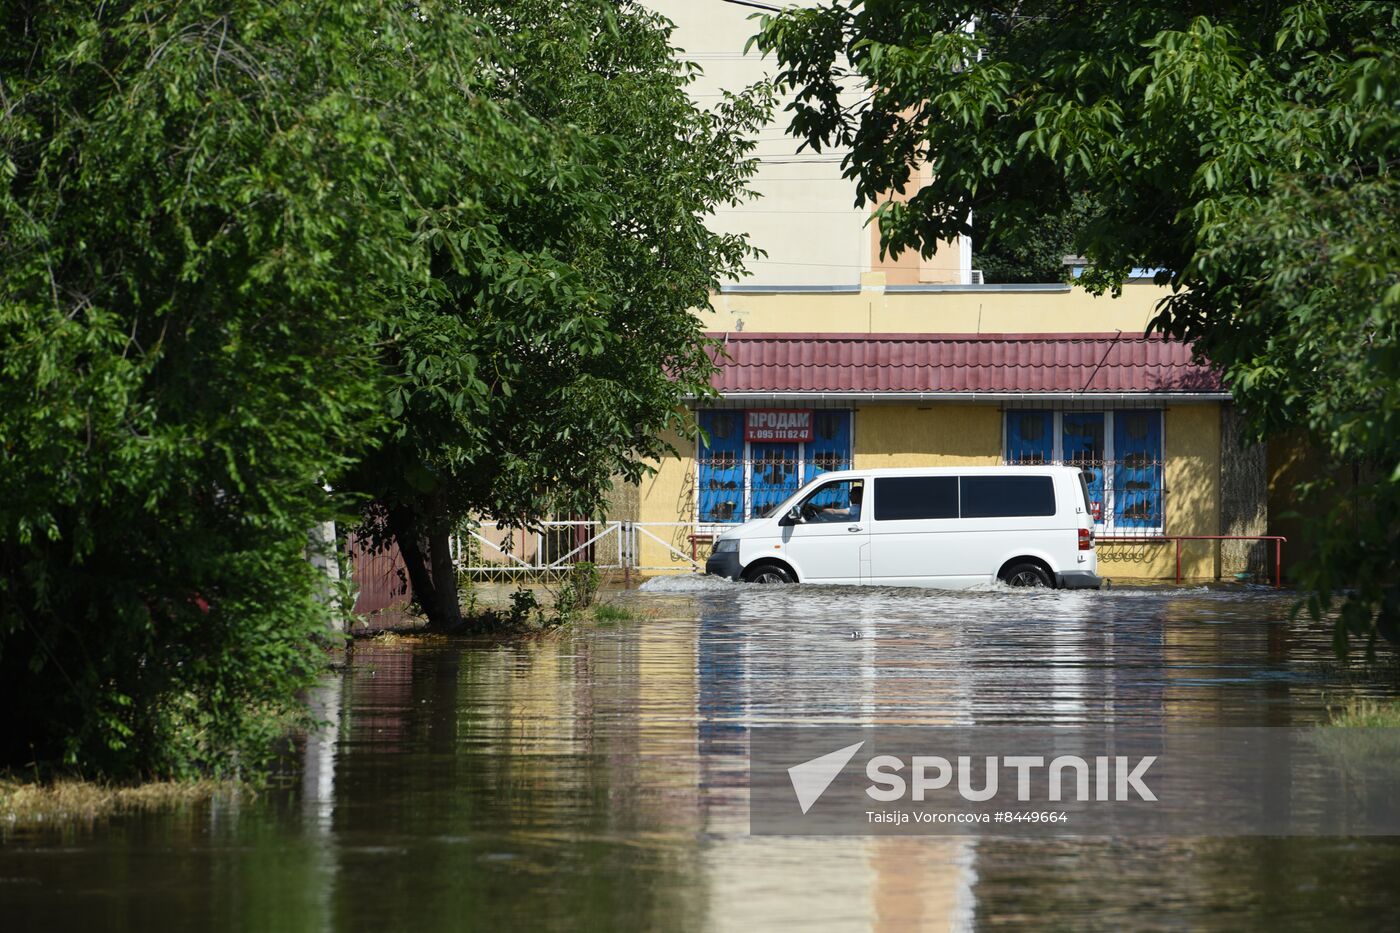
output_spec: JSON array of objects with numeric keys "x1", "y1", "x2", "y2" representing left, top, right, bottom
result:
[{"x1": 745, "y1": 409, "x2": 813, "y2": 443}]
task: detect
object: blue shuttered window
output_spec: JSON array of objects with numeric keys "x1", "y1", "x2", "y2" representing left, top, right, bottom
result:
[
  {"x1": 697, "y1": 410, "x2": 744, "y2": 523},
  {"x1": 1006, "y1": 412, "x2": 1053, "y2": 464},
  {"x1": 805, "y1": 410, "x2": 852, "y2": 479},
  {"x1": 1062, "y1": 413, "x2": 1106, "y2": 524},
  {"x1": 1005, "y1": 409, "x2": 1164, "y2": 533},
  {"x1": 750, "y1": 442, "x2": 801, "y2": 519},
  {"x1": 1113, "y1": 411, "x2": 1164, "y2": 529}
]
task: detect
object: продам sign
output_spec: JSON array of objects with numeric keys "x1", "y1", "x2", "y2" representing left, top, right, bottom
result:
[{"x1": 746, "y1": 409, "x2": 813, "y2": 442}]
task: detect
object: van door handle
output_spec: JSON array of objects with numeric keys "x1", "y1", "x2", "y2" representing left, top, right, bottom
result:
[{"x1": 847, "y1": 525, "x2": 863, "y2": 532}]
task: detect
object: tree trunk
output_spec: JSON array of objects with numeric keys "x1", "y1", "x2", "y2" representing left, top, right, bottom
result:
[
  {"x1": 426, "y1": 495, "x2": 462, "y2": 631},
  {"x1": 386, "y1": 498, "x2": 462, "y2": 631},
  {"x1": 386, "y1": 503, "x2": 440, "y2": 625}
]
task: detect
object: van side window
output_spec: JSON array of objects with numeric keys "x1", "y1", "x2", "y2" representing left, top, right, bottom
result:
[
  {"x1": 873, "y1": 476, "x2": 958, "y2": 521},
  {"x1": 796, "y1": 479, "x2": 863, "y2": 522},
  {"x1": 959, "y1": 475, "x2": 1056, "y2": 518}
]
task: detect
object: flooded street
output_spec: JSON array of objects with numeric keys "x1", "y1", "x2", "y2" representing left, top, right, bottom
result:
[{"x1": 5, "y1": 582, "x2": 1400, "y2": 931}]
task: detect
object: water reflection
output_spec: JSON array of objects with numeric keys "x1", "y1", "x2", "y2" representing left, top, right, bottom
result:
[{"x1": 3, "y1": 584, "x2": 1399, "y2": 931}]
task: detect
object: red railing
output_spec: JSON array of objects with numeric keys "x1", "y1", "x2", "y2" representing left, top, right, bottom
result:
[
  {"x1": 1170, "y1": 535, "x2": 1287, "y2": 587},
  {"x1": 690, "y1": 531, "x2": 715, "y2": 563}
]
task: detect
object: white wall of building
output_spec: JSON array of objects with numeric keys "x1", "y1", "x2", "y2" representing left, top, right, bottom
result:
[{"x1": 641, "y1": 0, "x2": 875, "y2": 287}]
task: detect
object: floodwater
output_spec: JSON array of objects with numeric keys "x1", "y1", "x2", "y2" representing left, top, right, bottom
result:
[{"x1": 5, "y1": 581, "x2": 1400, "y2": 931}]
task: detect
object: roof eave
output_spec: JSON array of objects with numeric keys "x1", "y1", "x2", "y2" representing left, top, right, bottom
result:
[{"x1": 693, "y1": 391, "x2": 1231, "y2": 402}]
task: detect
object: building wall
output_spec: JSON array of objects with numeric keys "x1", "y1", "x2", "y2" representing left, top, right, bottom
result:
[
  {"x1": 854, "y1": 405, "x2": 1001, "y2": 467},
  {"x1": 638, "y1": 1, "x2": 975, "y2": 287},
  {"x1": 637, "y1": 426, "x2": 702, "y2": 572},
  {"x1": 1219, "y1": 404, "x2": 1270, "y2": 579},
  {"x1": 623, "y1": 6, "x2": 1243, "y2": 583},
  {"x1": 1167, "y1": 404, "x2": 1223, "y2": 579},
  {"x1": 637, "y1": 0, "x2": 877, "y2": 287},
  {"x1": 701, "y1": 282, "x2": 1169, "y2": 336},
  {"x1": 845, "y1": 402, "x2": 1223, "y2": 581},
  {"x1": 869, "y1": 162, "x2": 971, "y2": 285}
]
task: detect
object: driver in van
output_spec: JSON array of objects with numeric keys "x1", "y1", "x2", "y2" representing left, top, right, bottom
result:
[{"x1": 812, "y1": 481, "x2": 862, "y2": 521}]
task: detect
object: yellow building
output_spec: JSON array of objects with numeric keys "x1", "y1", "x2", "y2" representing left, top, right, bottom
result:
[{"x1": 633, "y1": 279, "x2": 1273, "y2": 584}]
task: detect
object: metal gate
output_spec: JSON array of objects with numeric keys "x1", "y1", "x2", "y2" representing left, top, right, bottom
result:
[
  {"x1": 456, "y1": 520, "x2": 707, "y2": 581},
  {"x1": 347, "y1": 534, "x2": 415, "y2": 625}
]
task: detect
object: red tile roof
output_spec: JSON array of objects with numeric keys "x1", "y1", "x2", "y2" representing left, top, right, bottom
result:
[{"x1": 707, "y1": 332, "x2": 1223, "y2": 395}]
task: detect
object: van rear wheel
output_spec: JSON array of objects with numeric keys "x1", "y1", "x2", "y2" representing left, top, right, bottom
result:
[
  {"x1": 1002, "y1": 563, "x2": 1052, "y2": 588},
  {"x1": 743, "y1": 563, "x2": 795, "y2": 584}
]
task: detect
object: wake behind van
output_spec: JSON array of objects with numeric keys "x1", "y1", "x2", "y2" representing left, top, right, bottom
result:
[{"x1": 704, "y1": 466, "x2": 1101, "y2": 589}]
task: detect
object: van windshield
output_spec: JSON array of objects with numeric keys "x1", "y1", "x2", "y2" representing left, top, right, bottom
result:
[{"x1": 770, "y1": 479, "x2": 833, "y2": 519}]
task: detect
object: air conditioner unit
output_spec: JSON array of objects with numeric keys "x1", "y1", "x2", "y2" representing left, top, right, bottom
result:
[{"x1": 968, "y1": 269, "x2": 984, "y2": 285}]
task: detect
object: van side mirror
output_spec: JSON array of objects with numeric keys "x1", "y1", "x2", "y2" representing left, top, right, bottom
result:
[{"x1": 778, "y1": 506, "x2": 803, "y2": 526}]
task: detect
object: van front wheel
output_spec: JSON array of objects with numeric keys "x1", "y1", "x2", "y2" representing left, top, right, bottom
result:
[
  {"x1": 743, "y1": 563, "x2": 795, "y2": 585},
  {"x1": 1002, "y1": 563, "x2": 1052, "y2": 588}
]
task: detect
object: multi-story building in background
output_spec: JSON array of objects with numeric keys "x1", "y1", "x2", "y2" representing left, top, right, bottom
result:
[{"x1": 646, "y1": 0, "x2": 973, "y2": 288}]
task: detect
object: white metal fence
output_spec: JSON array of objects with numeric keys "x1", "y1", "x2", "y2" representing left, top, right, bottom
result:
[{"x1": 454, "y1": 520, "x2": 712, "y2": 579}]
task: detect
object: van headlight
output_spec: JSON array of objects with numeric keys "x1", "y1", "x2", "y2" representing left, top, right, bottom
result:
[{"x1": 714, "y1": 538, "x2": 739, "y2": 554}]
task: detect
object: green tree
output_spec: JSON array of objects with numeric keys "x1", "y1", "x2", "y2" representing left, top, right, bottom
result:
[
  {"x1": 348, "y1": 0, "x2": 770, "y2": 630},
  {"x1": 0, "y1": 1, "x2": 522, "y2": 775},
  {"x1": 757, "y1": 1, "x2": 1400, "y2": 654},
  {"x1": 974, "y1": 191, "x2": 1091, "y2": 284}
]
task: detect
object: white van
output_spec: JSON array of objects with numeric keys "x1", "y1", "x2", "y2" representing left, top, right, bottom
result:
[{"x1": 704, "y1": 466, "x2": 1101, "y2": 589}]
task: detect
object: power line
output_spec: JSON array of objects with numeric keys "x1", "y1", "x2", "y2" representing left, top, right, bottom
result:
[{"x1": 718, "y1": 0, "x2": 782, "y2": 11}]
